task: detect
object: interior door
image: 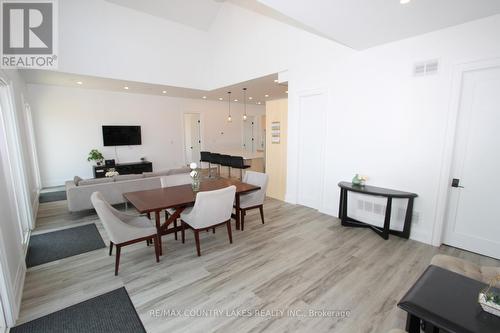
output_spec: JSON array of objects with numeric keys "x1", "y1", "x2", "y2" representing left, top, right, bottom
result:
[
  {"x1": 243, "y1": 116, "x2": 255, "y2": 152},
  {"x1": 443, "y1": 66, "x2": 500, "y2": 259},
  {"x1": 183, "y1": 113, "x2": 201, "y2": 164},
  {"x1": 297, "y1": 92, "x2": 326, "y2": 210}
]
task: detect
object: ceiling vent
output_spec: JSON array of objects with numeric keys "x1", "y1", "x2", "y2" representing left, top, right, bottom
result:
[{"x1": 413, "y1": 59, "x2": 439, "y2": 77}]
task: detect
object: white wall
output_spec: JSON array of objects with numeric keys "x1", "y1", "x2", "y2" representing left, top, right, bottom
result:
[
  {"x1": 58, "y1": 0, "x2": 210, "y2": 89},
  {"x1": 28, "y1": 84, "x2": 265, "y2": 187}
]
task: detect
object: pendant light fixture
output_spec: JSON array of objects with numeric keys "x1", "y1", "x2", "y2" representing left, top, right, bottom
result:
[
  {"x1": 243, "y1": 88, "x2": 247, "y2": 121},
  {"x1": 227, "y1": 91, "x2": 232, "y2": 122}
]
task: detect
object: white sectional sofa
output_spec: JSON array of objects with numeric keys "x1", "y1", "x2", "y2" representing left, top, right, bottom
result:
[{"x1": 65, "y1": 167, "x2": 190, "y2": 212}]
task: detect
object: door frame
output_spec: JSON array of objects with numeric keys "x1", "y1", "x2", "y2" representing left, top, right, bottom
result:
[
  {"x1": 182, "y1": 112, "x2": 202, "y2": 166},
  {"x1": 294, "y1": 88, "x2": 329, "y2": 211},
  {"x1": 432, "y1": 58, "x2": 500, "y2": 246}
]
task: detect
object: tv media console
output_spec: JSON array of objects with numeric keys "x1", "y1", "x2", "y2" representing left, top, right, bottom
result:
[{"x1": 93, "y1": 161, "x2": 153, "y2": 178}]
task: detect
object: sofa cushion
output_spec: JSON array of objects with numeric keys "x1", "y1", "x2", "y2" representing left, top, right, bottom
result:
[
  {"x1": 78, "y1": 177, "x2": 114, "y2": 186},
  {"x1": 114, "y1": 174, "x2": 144, "y2": 182},
  {"x1": 74, "y1": 176, "x2": 82, "y2": 186}
]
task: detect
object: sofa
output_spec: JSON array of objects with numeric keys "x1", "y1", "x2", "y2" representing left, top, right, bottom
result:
[{"x1": 66, "y1": 167, "x2": 190, "y2": 212}]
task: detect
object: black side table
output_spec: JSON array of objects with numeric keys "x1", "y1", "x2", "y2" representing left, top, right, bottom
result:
[
  {"x1": 338, "y1": 182, "x2": 417, "y2": 240},
  {"x1": 398, "y1": 265, "x2": 500, "y2": 333}
]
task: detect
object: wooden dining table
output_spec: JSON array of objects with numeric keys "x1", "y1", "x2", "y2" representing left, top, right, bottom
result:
[{"x1": 123, "y1": 178, "x2": 260, "y2": 255}]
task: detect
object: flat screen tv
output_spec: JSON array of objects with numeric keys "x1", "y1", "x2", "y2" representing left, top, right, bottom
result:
[{"x1": 102, "y1": 126, "x2": 141, "y2": 146}]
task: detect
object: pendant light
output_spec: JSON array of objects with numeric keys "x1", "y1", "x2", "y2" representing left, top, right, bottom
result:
[
  {"x1": 227, "y1": 91, "x2": 232, "y2": 122},
  {"x1": 243, "y1": 88, "x2": 247, "y2": 121}
]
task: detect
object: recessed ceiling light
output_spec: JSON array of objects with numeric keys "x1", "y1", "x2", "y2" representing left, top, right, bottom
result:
[
  {"x1": 248, "y1": 97, "x2": 253, "y2": 100},
  {"x1": 285, "y1": 90, "x2": 288, "y2": 94},
  {"x1": 257, "y1": 102, "x2": 261, "y2": 105},
  {"x1": 400, "y1": 0, "x2": 411, "y2": 4},
  {"x1": 274, "y1": 79, "x2": 278, "y2": 83},
  {"x1": 162, "y1": 90, "x2": 167, "y2": 94},
  {"x1": 202, "y1": 96, "x2": 207, "y2": 99},
  {"x1": 76, "y1": 81, "x2": 83, "y2": 85},
  {"x1": 264, "y1": 94, "x2": 269, "y2": 98},
  {"x1": 219, "y1": 97, "x2": 223, "y2": 101},
  {"x1": 234, "y1": 99, "x2": 238, "y2": 102},
  {"x1": 123, "y1": 86, "x2": 129, "y2": 90}
]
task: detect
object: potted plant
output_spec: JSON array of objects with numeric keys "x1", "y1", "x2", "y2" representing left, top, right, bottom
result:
[
  {"x1": 87, "y1": 149, "x2": 104, "y2": 166},
  {"x1": 479, "y1": 275, "x2": 500, "y2": 317}
]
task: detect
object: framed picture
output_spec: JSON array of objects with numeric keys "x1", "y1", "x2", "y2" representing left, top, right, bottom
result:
[{"x1": 271, "y1": 121, "x2": 280, "y2": 144}]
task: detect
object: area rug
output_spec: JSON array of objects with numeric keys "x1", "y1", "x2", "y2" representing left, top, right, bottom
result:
[
  {"x1": 26, "y1": 224, "x2": 105, "y2": 268},
  {"x1": 39, "y1": 190, "x2": 67, "y2": 203},
  {"x1": 11, "y1": 288, "x2": 146, "y2": 333}
]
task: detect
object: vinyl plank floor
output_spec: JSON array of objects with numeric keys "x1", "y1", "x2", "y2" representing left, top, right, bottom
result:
[{"x1": 18, "y1": 197, "x2": 500, "y2": 333}]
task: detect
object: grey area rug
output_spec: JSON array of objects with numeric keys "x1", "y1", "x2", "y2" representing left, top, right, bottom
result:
[
  {"x1": 11, "y1": 287, "x2": 146, "y2": 333},
  {"x1": 39, "y1": 190, "x2": 67, "y2": 203},
  {"x1": 26, "y1": 224, "x2": 106, "y2": 268}
]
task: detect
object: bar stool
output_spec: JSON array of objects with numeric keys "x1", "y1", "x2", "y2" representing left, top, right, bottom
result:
[
  {"x1": 210, "y1": 153, "x2": 222, "y2": 177},
  {"x1": 219, "y1": 154, "x2": 232, "y2": 178},
  {"x1": 229, "y1": 156, "x2": 251, "y2": 180},
  {"x1": 200, "y1": 151, "x2": 211, "y2": 177}
]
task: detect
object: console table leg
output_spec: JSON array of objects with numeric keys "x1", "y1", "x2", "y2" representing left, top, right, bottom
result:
[
  {"x1": 402, "y1": 197, "x2": 414, "y2": 239},
  {"x1": 382, "y1": 197, "x2": 392, "y2": 240},
  {"x1": 405, "y1": 313, "x2": 421, "y2": 333}
]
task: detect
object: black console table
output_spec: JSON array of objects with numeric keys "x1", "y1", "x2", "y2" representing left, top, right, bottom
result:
[
  {"x1": 398, "y1": 265, "x2": 500, "y2": 333},
  {"x1": 93, "y1": 161, "x2": 152, "y2": 178},
  {"x1": 338, "y1": 181, "x2": 417, "y2": 240}
]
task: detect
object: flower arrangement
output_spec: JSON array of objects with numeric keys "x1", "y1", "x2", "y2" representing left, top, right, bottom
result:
[
  {"x1": 190, "y1": 162, "x2": 200, "y2": 191},
  {"x1": 479, "y1": 275, "x2": 500, "y2": 317},
  {"x1": 352, "y1": 174, "x2": 368, "y2": 186},
  {"x1": 105, "y1": 168, "x2": 119, "y2": 177}
]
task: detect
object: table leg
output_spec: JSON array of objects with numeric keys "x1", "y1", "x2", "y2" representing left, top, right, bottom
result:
[
  {"x1": 401, "y1": 197, "x2": 414, "y2": 239},
  {"x1": 235, "y1": 194, "x2": 241, "y2": 230},
  {"x1": 154, "y1": 211, "x2": 162, "y2": 256},
  {"x1": 405, "y1": 313, "x2": 421, "y2": 333},
  {"x1": 382, "y1": 197, "x2": 392, "y2": 240},
  {"x1": 340, "y1": 189, "x2": 348, "y2": 226}
]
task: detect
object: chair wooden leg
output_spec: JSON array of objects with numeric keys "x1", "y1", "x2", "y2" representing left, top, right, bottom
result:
[
  {"x1": 212, "y1": 227, "x2": 215, "y2": 234},
  {"x1": 181, "y1": 221, "x2": 185, "y2": 243},
  {"x1": 115, "y1": 245, "x2": 121, "y2": 276},
  {"x1": 153, "y1": 235, "x2": 160, "y2": 263},
  {"x1": 109, "y1": 241, "x2": 113, "y2": 256},
  {"x1": 147, "y1": 212, "x2": 151, "y2": 220},
  {"x1": 194, "y1": 230, "x2": 201, "y2": 256},
  {"x1": 241, "y1": 209, "x2": 245, "y2": 231},
  {"x1": 259, "y1": 205, "x2": 265, "y2": 224},
  {"x1": 174, "y1": 219, "x2": 178, "y2": 240},
  {"x1": 226, "y1": 220, "x2": 233, "y2": 244},
  {"x1": 146, "y1": 240, "x2": 150, "y2": 246}
]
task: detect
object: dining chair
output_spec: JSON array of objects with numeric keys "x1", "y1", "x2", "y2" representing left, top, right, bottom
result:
[
  {"x1": 91, "y1": 192, "x2": 159, "y2": 275},
  {"x1": 229, "y1": 156, "x2": 251, "y2": 180},
  {"x1": 238, "y1": 171, "x2": 269, "y2": 231},
  {"x1": 160, "y1": 174, "x2": 192, "y2": 240},
  {"x1": 180, "y1": 185, "x2": 236, "y2": 256}
]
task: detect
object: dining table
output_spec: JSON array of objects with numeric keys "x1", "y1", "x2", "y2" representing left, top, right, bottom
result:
[{"x1": 123, "y1": 178, "x2": 260, "y2": 255}]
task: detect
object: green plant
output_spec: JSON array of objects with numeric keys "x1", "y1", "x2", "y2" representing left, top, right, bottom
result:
[{"x1": 87, "y1": 149, "x2": 104, "y2": 163}]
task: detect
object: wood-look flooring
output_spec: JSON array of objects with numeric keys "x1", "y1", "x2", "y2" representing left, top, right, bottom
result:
[{"x1": 18, "y1": 197, "x2": 499, "y2": 333}]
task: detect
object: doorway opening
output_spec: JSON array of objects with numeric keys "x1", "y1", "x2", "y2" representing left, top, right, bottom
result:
[
  {"x1": 242, "y1": 116, "x2": 255, "y2": 152},
  {"x1": 183, "y1": 113, "x2": 201, "y2": 165}
]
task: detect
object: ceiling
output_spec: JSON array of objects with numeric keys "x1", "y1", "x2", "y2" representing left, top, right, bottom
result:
[
  {"x1": 104, "y1": 0, "x2": 224, "y2": 31},
  {"x1": 257, "y1": 0, "x2": 500, "y2": 49},
  {"x1": 20, "y1": 70, "x2": 288, "y2": 105}
]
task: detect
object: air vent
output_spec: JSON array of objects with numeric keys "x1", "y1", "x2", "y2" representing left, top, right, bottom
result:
[{"x1": 413, "y1": 59, "x2": 439, "y2": 77}]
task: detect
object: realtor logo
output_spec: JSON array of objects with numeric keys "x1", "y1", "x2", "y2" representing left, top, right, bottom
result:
[{"x1": 1, "y1": 0, "x2": 58, "y2": 68}]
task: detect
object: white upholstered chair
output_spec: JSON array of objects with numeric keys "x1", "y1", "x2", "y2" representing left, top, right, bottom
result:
[
  {"x1": 180, "y1": 186, "x2": 236, "y2": 256},
  {"x1": 91, "y1": 192, "x2": 159, "y2": 275},
  {"x1": 239, "y1": 171, "x2": 269, "y2": 231},
  {"x1": 160, "y1": 174, "x2": 192, "y2": 240}
]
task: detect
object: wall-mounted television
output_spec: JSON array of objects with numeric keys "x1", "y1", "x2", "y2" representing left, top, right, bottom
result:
[{"x1": 102, "y1": 126, "x2": 142, "y2": 146}]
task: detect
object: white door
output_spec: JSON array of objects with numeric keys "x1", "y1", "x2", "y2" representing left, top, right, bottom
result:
[
  {"x1": 297, "y1": 93, "x2": 327, "y2": 210},
  {"x1": 183, "y1": 114, "x2": 201, "y2": 164},
  {"x1": 443, "y1": 66, "x2": 500, "y2": 259},
  {"x1": 243, "y1": 116, "x2": 255, "y2": 152}
]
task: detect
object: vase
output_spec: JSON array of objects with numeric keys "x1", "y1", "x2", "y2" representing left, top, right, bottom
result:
[{"x1": 191, "y1": 178, "x2": 200, "y2": 192}]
